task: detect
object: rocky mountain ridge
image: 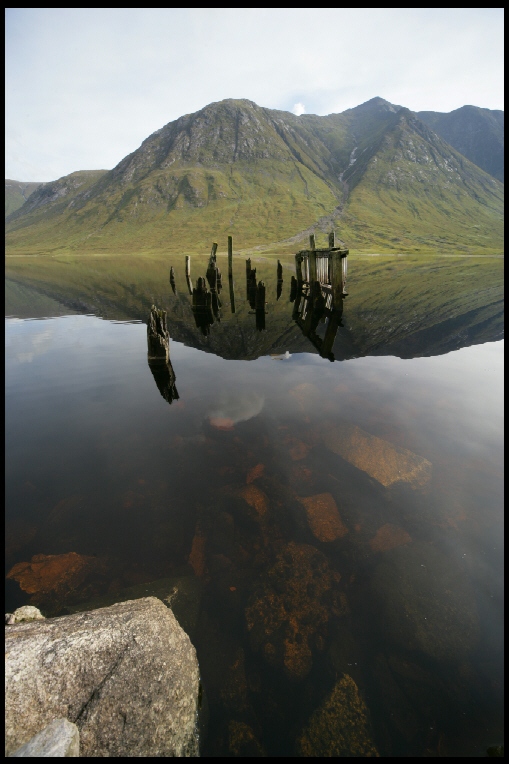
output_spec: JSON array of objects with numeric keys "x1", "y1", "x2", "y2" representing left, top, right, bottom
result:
[{"x1": 5, "y1": 97, "x2": 503, "y2": 255}]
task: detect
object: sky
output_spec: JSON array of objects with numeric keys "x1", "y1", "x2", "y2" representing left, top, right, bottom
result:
[{"x1": 5, "y1": 8, "x2": 504, "y2": 182}]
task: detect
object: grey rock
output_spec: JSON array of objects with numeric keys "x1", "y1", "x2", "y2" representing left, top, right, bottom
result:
[
  {"x1": 6, "y1": 606, "x2": 45, "y2": 625},
  {"x1": 9, "y1": 718, "x2": 79, "y2": 757},
  {"x1": 5, "y1": 597, "x2": 200, "y2": 757}
]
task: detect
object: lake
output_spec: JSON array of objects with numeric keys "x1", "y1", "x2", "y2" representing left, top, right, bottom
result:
[{"x1": 5, "y1": 252, "x2": 504, "y2": 756}]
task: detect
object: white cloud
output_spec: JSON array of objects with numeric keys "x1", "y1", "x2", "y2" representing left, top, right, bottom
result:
[
  {"x1": 293, "y1": 103, "x2": 306, "y2": 116},
  {"x1": 5, "y1": 8, "x2": 504, "y2": 182}
]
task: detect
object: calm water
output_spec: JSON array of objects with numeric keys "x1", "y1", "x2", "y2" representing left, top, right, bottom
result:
[{"x1": 5, "y1": 255, "x2": 504, "y2": 756}]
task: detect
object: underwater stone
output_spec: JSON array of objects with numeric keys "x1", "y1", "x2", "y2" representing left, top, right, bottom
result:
[
  {"x1": 297, "y1": 493, "x2": 348, "y2": 542},
  {"x1": 296, "y1": 674, "x2": 379, "y2": 756},
  {"x1": 323, "y1": 422, "x2": 432, "y2": 488},
  {"x1": 245, "y1": 542, "x2": 344, "y2": 680}
]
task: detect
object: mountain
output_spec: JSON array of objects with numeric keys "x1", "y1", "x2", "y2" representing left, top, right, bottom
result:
[
  {"x1": 417, "y1": 105, "x2": 504, "y2": 183},
  {"x1": 5, "y1": 98, "x2": 504, "y2": 256},
  {"x1": 5, "y1": 180, "x2": 42, "y2": 218}
]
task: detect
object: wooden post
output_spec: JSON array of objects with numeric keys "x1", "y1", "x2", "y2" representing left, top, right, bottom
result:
[
  {"x1": 290, "y1": 275, "x2": 297, "y2": 302},
  {"x1": 295, "y1": 254, "x2": 303, "y2": 283},
  {"x1": 255, "y1": 281, "x2": 265, "y2": 311},
  {"x1": 331, "y1": 251, "x2": 342, "y2": 309},
  {"x1": 309, "y1": 234, "x2": 316, "y2": 251},
  {"x1": 246, "y1": 258, "x2": 251, "y2": 277},
  {"x1": 210, "y1": 242, "x2": 218, "y2": 261},
  {"x1": 277, "y1": 260, "x2": 283, "y2": 281},
  {"x1": 309, "y1": 249, "x2": 317, "y2": 285},
  {"x1": 185, "y1": 256, "x2": 191, "y2": 278},
  {"x1": 321, "y1": 308, "x2": 342, "y2": 360},
  {"x1": 228, "y1": 275, "x2": 236, "y2": 314},
  {"x1": 342, "y1": 253, "x2": 348, "y2": 295},
  {"x1": 228, "y1": 236, "x2": 233, "y2": 278},
  {"x1": 147, "y1": 305, "x2": 169, "y2": 364},
  {"x1": 328, "y1": 231, "x2": 335, "y2": 249}
]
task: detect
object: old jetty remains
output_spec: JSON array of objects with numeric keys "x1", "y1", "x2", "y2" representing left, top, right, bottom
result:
[{"x1": 292, "y1": 231, "x2": 349, "y2": 361}]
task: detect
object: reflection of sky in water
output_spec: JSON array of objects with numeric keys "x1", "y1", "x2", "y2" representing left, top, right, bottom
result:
[{"x1": 208, "y1": 391, "x2": 265, "y2": 427}]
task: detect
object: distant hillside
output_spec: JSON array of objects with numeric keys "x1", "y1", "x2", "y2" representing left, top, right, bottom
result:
[
  {"x1": 5, "y1": 98, "x2": 504, "y2": 256},
  {"x1": 5, "y1": 180, "x2": 42, "y2": 217},
  {"x1": 418, "y1": 105, "x2": 504, "y2": 183}
]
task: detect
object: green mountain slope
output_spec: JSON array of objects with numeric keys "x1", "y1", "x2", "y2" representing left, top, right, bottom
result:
[
  {"x1": 418, "y1": 105, "x2": 504, "y2": 183},
  {"x1": 5, "y1": 180, "x2": 42, "y2": 217},
  {"x1": 5, "y1": 98, "x2": 504, "y2": 257},
  {"x1": 335, "y1": 109, "x2": 504, "y2": 253}
]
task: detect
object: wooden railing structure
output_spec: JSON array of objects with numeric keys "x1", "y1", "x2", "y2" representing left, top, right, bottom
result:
[{"x1": 292, "y1": 232, "x2": 349, "y2": 361}]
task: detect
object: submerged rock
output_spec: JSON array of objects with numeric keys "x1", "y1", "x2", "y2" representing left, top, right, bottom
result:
[
  {"x1": 296, "y1": 674, "x2": 379, "y2": 756},
  {"x1": 5, "y1": 597, "x2": 200, "y2": 757},
  {"x1": 228, "y1": 720, "x2": 265, "y2": 757},
  {"x1": 297, "y1": 493, "x2": 348, "y2": 542},
  {"x1": 245, "y1": 542, "x2": 344, "y2": 680},
  {"x1": 6, "y1": 552, "x2": 102, "y2": 600},
  {"x1": 323, "y1": 422, "x2": 432, "y2": 489}
]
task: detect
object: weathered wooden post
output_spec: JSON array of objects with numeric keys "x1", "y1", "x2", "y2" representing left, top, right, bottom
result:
[
  {"x1": 321, "y1": 308, "x2": 342, "y2": 360},
  {"x1": 295, "y1": 254, "x2": 304, "y2": 283},
  {"x1": 169, "y1": 266, "x2": 176, "y2": 294},
  {"x1": 185, "y1": 256, "x2": 191, "y2": 278},
  {"x1": 210, "y1": 242, "x2": 218, "y2": 261},
  {"x1": 228, "y1": 236, "x2": 233, "y2": 279},
  {"x1": 147, "y1": 305, "x2": 169, "y2": 364},
  {"x1": 309, "y1": 248, "x2": 317, "y2": 285},
  {"x1": 290, "y1": 275, "x2": 297, "y2": 302},
  {"x1": 309, "y1": 234, "x2": 316, "y2": 251},
  {"x1": 246, "y1": 258, "x2": 251, "y2": 278},
  {"x1": 255, "y1": 281, "x2": 266, "y2": 331},
  {"x1": 277, "y1": 260, "x2": 283, "y2": 281},
  {"x1": 228, "y1": 276, "x2": 236, "y2": 314},
  {"x1": 328, "y1": 231, "x2": 335, "y2": 249},
  {"x1": 255, "y1": 281, "x2": 265, "y2": 311},
  {"x1": 331, "y1": 251, "x2": 343, "y2": 310},
  {"x1": 342, "y1": 253, "x2": 348, "y2": 295}
]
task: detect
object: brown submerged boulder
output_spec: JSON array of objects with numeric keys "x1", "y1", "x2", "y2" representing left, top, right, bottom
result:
[
  {"x1": 296, "y1": 674, "x2": 379, "y2": 757},
  {"x1": 245, "y1": 542, "x2": 344, "y2": 680}
]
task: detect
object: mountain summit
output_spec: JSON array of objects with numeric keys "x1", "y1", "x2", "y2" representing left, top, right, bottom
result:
[{"x1": 6, "y1": 98, "x2": 503, "y2": 255}]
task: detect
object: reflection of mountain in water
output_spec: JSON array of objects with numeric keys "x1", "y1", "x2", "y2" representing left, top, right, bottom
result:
[{"x1": 5, "y1": 253, "x2": 503, "y2": 362}]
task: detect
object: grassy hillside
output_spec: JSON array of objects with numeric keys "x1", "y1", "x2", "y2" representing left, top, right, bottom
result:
[
  {"x1": 5, "y1": 180, "x2": 42, "y2": 217},
  {"x1": 5, "y1": 99, "x2": 504, "y2": 257}
]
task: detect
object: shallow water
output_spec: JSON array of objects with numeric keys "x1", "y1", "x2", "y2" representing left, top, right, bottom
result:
[{"x1": 5, "y1": 254, "x2": 504, "y2": 756}]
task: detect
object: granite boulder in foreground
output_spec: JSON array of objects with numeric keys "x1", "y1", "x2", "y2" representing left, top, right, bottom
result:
[{"x1": 5, "y1": 597, "x2": 200, "y2": 757}]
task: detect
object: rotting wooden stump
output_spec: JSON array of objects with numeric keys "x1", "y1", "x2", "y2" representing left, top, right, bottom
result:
[
  {"x1": 192, "y1": 277, "x2": 214, "y2": 335},
  {"x1": 147, "y1": 305, "x2": 169, "y2": 364},
  {"x1": 228, "y1": 235, "x2": 233, "y2": 278}
]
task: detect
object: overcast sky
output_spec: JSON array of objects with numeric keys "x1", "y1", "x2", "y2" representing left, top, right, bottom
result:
[{"x1": 6, "y1": 8, "x2": 504, "y2": 182}]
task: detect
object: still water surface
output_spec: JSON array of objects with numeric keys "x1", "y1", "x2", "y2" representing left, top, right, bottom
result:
[{"x1": 5, "y1": 255, "x2": 503, "y2": 756}]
